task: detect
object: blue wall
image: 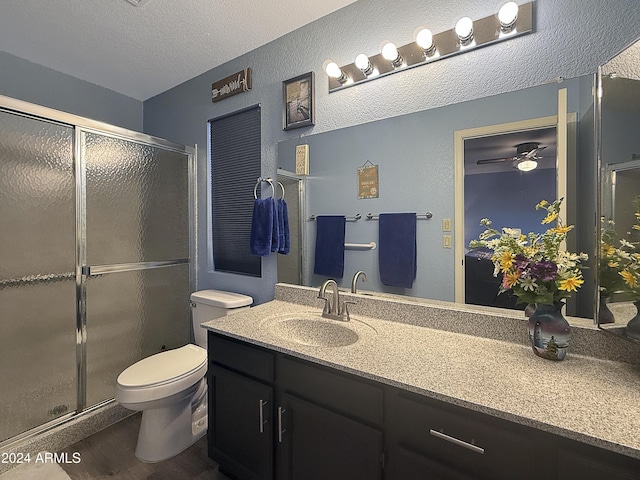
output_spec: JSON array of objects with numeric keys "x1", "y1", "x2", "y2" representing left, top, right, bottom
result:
[
  {"x1": 142, "y1": 0, "x2": 640, "y2": 304},
  {"x1": 0, "y1": 51, "x2": 142, "y2": 131}
]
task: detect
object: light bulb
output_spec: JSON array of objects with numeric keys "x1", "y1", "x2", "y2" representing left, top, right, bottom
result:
[
  {"x1": 498, "y1": 2, "x2": 519, "y2": 30},
  {"x1": 355, "y1": 54, "x2": 369, "y2": 70},
  {"x1": 325, "y1": 62, "x2": 342, "y2": 79},
  {"x1": 415, "y1": 29, "x2": 433, "y2": 49},
  {"x1": 381, "y1": 42, "x2": 403, "y2": 67},
  {"x1": 355, "y1": 54, "x2": 373, "y2": 76},
  {"x1": 455, "y1": 17, "x2": 474, "y2": 43},
  {"x1": 517, "y1": 159, "x2": 537, "y2": 172},
  {"x1": 415, "y1": 28, "x2": 436, "y2": 56},
  {"x1": 381, "y1": 42, "x2": 399, "y2": 61}
]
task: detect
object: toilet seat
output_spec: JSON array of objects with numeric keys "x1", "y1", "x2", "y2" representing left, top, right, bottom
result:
[{"x1": 116, "y1": 344, "x2": 207, "y2": 404}]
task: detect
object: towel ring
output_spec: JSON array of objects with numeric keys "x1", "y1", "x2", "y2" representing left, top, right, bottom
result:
[
  {"x1": 254, "y1": 177, "x2": 275, "y2": 199},
  {"x1": 277, "y1": 181, "x2": 285, "y2": 199}
]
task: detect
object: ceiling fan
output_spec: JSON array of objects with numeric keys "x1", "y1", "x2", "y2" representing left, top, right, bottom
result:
[{"x1": 476, "y1": 142, "x2": 547, "y2": 171}]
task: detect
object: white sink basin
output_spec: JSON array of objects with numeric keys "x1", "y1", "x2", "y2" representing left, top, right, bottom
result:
[{"x1": 260, "y1": 312, "x2": 377, "y2": 347}]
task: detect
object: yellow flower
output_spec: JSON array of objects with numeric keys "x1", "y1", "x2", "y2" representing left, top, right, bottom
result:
[
  {"x1": 558, "y1": 275, "x2": 584, "y2": 292},
  {"x1": 620, "y1": 270, "x2": 639, "y2": 289},
  {"x1": 498, "y1": 251, "x2": 515, "y2": 271},
  {"x1": 542, "y1": 211, "x2": 558, "y2": 224},
  {"x1": 536, "y1": 200, "x2": 548, "y2": 209},
  {"x1": 601, "y1": 244, "x2": 616, "y2": 256},
  {"x1": 551, "y1": 225, "x2": 573, "y2": 234},
  {"x1": 503, "y1": 271, "x2": 520, "y2": 288},
  {"x1": 633, "y1": 224, "x2": 640, "y2": 231},
  {"x1": 607, "y1": 261, "x2": 619, "y2": 268}
]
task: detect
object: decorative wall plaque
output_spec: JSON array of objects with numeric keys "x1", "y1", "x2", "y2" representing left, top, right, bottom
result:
[
  {"x1": 358, "y1": 161, "x2": 379, "y2": 199},
  {"x1": 211, "y1": 68, "x2": 252, "y2": 103}
]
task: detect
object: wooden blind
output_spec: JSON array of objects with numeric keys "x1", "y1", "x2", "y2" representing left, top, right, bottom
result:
[{"x1": 209, "y1": 105, "x2": 261, "y2": 276}]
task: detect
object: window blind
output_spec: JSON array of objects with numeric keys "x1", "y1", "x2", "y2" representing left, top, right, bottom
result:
[{"x1": 209, "y1": 105, "x2": 261, "y2": 276}]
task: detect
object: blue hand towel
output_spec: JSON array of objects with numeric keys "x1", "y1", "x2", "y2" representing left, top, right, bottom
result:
[
  {"x1": 270, "y1": 197, "x2": 280, "y2": 253},
  {"x1": 277, "y1": 198, "x2": 290, "y2": 255},
  {"x1": 378, "y1": 213, "x2": 417, "y2": 288},
  {"x1": 250, "y1": 198, "x2": 274, "y2": 256},
  {"x1": 313, "y1": 216, "x2": 346, "y2": 278}
]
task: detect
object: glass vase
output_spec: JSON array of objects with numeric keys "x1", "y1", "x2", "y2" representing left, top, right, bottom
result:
[
  {"x1": 626, "y1": 301, "x2": 640, "y2": 342},
  {"x1": 528, "y1": 303, "x2": 571, "y2": 361},
  {"x1": 597, "y1": 293, "x2": 615, "y2": 324}
]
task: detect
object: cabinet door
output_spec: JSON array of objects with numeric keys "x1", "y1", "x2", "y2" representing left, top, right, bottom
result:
[
  {"x1": 209, "y1": 365, "x2": 273, "y2": 480},
  {"x1": 276, "y1": 393, "x2": 383, "y2": 480}
]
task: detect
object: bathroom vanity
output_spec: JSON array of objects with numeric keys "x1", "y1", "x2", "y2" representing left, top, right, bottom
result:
[{"x1": 204, "y1": 285, "x2": 640, "y2": 480}]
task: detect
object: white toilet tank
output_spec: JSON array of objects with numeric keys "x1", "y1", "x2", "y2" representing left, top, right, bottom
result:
[{"x1": 190, "y1": 289, "x2": 253, "y2": 348}]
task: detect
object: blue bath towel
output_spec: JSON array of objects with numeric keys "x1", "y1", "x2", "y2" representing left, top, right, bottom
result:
[
  {"x1": 277, "y1": 198, "x2": 290, "y2": 255},
  {"x1": 270, "y1": 197, "x2": 280, "y2": 253},
  {"x1": 250, "y1": 198, "x2": 274, "y2": 256},
  {"x1": 378, "y1": 213, "x2": 417, "y2": 288},
  {"x1": 313, "y1": 216, "x2": 346, "y2": 278}
]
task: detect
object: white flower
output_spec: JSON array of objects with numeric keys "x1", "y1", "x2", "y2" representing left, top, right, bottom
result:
[{"x1": 520, "y1": 277, "x2": 538, "y2": 291}]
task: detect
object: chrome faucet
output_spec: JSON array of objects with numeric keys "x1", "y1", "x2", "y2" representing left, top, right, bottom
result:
[
  {"x1": 317, "y1": 279, "x2": 355, "y2": 321},
  {"x1": 351, "y1": 270, "x2": 367, "y2": 294}
]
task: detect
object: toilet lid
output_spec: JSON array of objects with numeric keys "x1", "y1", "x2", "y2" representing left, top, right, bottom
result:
[{"x1": 118, "y1": 344, "x2": 207, "y2": 388}]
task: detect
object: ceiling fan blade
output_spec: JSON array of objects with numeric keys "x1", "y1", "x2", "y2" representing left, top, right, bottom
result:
[
  {"x1": 476, "y1": 157, "x2": 511, "y2": 165},
  {"x1": 523, "y1": 145, "x2": 547, "y2": 158}
]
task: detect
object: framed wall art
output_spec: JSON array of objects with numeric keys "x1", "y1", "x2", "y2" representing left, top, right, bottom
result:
[{"x1": 283, "y1": 72, "x2": 315, "y2": 130}]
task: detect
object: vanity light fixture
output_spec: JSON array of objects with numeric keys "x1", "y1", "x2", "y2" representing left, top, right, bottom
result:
[
  {"x1": 516, "y1": 159, "x2": 538, "y2": 171},
  {"x1": 381, "y1": 42, "x2": 404, "y2": 68},
  {"x1": 498, "y1": 1, "x2": 519, "y2": 32},
  {"x1": 325, "y1": 1, "x2": 533, "y2": 93},
  {"x1": 355, "y1": 54, "x2": 374, "y2": 76},
  {"x1": 415, "y1": 28, "x2": 437, "y2": 57},
  {"x1": 455, "y1": 17, "x2": 474, "y2": 45},
  {"x1": 325, "y1": 61, "x2": 348, "y2": 84}
]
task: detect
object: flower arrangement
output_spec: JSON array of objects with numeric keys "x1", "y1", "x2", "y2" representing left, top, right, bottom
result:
[
  {"x1": 469, "y1": 198, "x2": 588, "y2": 306},
  {"x1": 599, "y1": 218, "x2": 629, "y2": 298},
  {"x1": 616, "y1": 195, "x2": 640, "y2": 302}
]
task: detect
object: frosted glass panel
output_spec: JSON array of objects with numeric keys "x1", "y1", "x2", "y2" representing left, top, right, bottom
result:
[
  {"x1": 85, "y1": 264, "x2": 190, "y2": 406},
  {"x1": 0, "y1": 280, "x2": 76, "y2": 442},
  {"x1": 84, "y1": 132, "x2": 190, "y2": 265},
  {"x1": 0, "y1": 110, "x2": 74, "y2": 279}
]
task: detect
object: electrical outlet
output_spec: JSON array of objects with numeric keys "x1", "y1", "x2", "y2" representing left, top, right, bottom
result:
[
  {"x1": 443, "y1": 235, "x2": 452, "y2": 248},
  {"x1": 442, "y1": 218, "x2": 452, "y2": 232}
]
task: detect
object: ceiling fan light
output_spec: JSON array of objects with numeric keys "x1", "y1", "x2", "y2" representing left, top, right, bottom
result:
[{"x1": 517, "y1": 159, "x2": 537, "y2": 171}]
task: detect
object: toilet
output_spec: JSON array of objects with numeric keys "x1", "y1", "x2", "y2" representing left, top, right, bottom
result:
[{"x1": 115, "y1": 289, "x2": 253, "y2": 463}]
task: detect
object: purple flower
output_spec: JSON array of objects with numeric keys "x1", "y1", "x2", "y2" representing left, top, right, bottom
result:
[
  {"x1": 514, "y1": 254, "x2": 530, "y2": 272},
  {"x1": 530, "y1": 261, "x2": 557, "y2": 282}
]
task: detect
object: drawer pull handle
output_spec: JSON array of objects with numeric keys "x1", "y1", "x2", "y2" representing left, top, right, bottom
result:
[
  {"x1": 259, "y1": 400, "x2": 268, "y2": 433},
  {"x1": 277, "y1": 407, "x2": 287, "y2": 443},
  {"x1": 429, "y1": 429, "x2": 485, "y2": 455}
]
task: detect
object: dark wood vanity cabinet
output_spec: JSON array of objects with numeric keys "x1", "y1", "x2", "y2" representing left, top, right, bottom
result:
[
  {"x1": 207, "y1": 332, "x2": 384, "y2": 480},
  {"x1": 208, "y1": 332, "x2": 640, "y2": 480},
  {"x1": 384, "y1": 388, "x2": 547, "y2": 480}
]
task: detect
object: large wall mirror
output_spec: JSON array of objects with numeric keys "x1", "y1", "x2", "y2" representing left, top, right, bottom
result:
[
  {"x1": 597, "y1": 37, "x2": 640, "y2": 341},
  {"x1": 278, "y1": 73, "x2": 597, "y2": 323}
]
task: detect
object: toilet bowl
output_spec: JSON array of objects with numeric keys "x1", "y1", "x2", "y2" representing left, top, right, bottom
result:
[{"x1": 116, "y1": 289, "x2": 252, "y2": 463}]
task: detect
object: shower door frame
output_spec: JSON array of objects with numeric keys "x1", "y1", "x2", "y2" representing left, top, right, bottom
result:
[{"x1": 0, "y1": 94, "x2": 197, "y2": 445}]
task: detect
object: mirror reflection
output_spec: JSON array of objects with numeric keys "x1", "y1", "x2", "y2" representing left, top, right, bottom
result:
[
  {"x1": 597, "y1": 37, "x2": 640, "y2": 340},
  {"x1": 278, "y1": 74, "x2": 597, "y2": 321}
]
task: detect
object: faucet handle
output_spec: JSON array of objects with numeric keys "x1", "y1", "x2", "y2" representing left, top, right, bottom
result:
[
  {"x1": 317, "y1": 294, "x2": 331, "y2": 315},
  {"x1": 340, "y1": 300, "x2": 356, "y2": 321}
]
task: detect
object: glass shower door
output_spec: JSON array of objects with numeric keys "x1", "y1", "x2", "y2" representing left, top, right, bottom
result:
[
  {"x1": 80, "y1": 131, "x2": 192, "y2": 407},
  {"x1": 0, "y1": 110, "x2": 77, "y2": 442}
]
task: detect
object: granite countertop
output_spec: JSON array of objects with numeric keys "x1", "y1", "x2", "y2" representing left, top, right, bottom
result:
[{"x1": 202, "y1": 298, "x2": 640, "y2": 460}]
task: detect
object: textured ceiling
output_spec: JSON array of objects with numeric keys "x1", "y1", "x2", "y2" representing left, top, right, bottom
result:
[{"x1": 0, "y1": 0, "x2": 356, "y2": 101}]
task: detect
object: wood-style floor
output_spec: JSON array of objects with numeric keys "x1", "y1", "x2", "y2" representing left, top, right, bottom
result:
[{"x1": 59, "y1": 413, "x2": 229, "y2": 480}]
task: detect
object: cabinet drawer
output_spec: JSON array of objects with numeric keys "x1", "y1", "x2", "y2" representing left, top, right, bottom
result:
[
  {"x1": 278, "y1": 355, "x2": 383, "y2": 426},
  {"x1": 386, "y1": 389, "x2": 542, "y2": 480},
  {"x1": 209, "y1": 332, "x2": 274, "y2": 383}
]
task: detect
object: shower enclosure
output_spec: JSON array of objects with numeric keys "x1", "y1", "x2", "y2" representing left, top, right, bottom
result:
[{"x1": 0, "y1": 95, "x2": 195, "y2": 445}]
